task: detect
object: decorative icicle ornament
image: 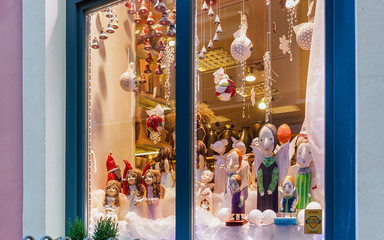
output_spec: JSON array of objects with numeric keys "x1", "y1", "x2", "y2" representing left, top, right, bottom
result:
[
  {"x1": 91, "y1": 37, "x2": 100, "y2": 49},
  {"x1": 216, "y1": 24, "x2": 223, "y2": 34},
  {"x1": 202, "y1": 0, "x2": 209, "y2": 11},
  {"x1": 207, "y1": 40, "x2": 214, "y2": 50},
  {"x1": 139, "y1": 73, "x2": 147, "y2": 84},
  {"x1": 284, "y1": 0, "x2": 299, "y2": 61},
  {"x1": 155, "y1": 64, "x2": 163, "y2": 75},
  {"x1": 230, "y1": 13, "x2": 253, "y2": 62},
  {"x1": 99, "y1": 29, "x2": 108, "y2": 40},
  {"x1": 106, "y1": 8, "x2": 113, "y2": 18},
  {"x1": 139, "y1": 0, "x2": 149, "y2": 15},
  {"x1": 106, "y1": 23, "x2": 115, "y2": 33},
  {"x1": 213, "y1": 33, "x2": 219, "y2": 42},
  {"x1": 120, "y1": 62, "x2": 138, "y2": 92},
  {"x1": 134, "y1": 12, "x2": 142, "y2": 24},
  {"x1": 201, "y1": 45, "x2": 207, "y2": 54},
  {"x1": 166, "y1": 24, "x2": 176, "y2": 37},
  {"x1": 144, "y1": 39, "x2": 152, "y2": 50},
  {"x1": 214, "y1": 15, "x2": 220, "y2": 25},
  {"x1": 154, "y1": 0, "x2": 167, "y2": 12},
  {"x1": 146, "y1": 12, "x2": 155, "y2": 25},
  {"x1": 159, "y1": 12, "x2": 172, "y2": 26}
]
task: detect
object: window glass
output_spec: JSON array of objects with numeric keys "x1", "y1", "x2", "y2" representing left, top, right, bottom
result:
[
  {"x1": 86, "y1": 1, "x2": 176, "y2": 239},
  {"x1": 194, "y1": 0, "x2": 325, "y2": 238}
]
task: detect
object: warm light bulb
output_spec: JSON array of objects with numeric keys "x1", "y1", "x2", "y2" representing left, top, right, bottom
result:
[
  {"x1": 245, "y1": 74, "x2": 256, "y2": 82},
  {"x1": 258, "y1": 101, "x2": 267, "y2": 110}
]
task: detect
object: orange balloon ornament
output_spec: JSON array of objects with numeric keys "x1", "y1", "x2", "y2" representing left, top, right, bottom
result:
[{"x1": 277, "y1": 124, "x2": 291, "y2": 144}]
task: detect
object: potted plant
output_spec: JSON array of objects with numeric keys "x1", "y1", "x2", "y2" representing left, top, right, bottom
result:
[
  {"x1": 92, "y1": 217, "x2": 119, "y2": 240},
  {"x1": 67, "y1": 217, "x2": 87, "y2": 240}
]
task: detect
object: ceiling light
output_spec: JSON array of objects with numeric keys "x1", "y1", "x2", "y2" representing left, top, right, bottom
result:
[
  {"x1": 245, "y1": 66, "x2": 256, "y2": 82},
  {"x1": 258, "y1": 100, "x2": 267, "y2": 110}
]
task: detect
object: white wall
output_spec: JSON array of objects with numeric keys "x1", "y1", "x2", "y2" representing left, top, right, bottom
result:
[
  {"x1": 356, "y1": 0, "x2": 384, "y2": 239},
  {"x1": 23, "y1": 0, "x2": 66, "y2": 237}
]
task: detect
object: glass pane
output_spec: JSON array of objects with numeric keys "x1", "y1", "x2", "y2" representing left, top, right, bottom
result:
[
  {"x1": 194, "y1": 0, "x2": 325, "y2": 238},
  {"x1": 86, "y1": 1, "x2": 176, "y2": 239}
]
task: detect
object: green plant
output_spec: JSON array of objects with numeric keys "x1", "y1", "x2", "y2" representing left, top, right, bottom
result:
[
  {"x1": 67, "y1": 217, "x2": 88, "y2": 240},
  {"x1": 92, "y1": 217, "x2": 119, "y2": 240}
]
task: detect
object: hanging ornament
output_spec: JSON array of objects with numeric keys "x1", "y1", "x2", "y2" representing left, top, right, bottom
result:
[
  {"x1": 213, "y1": 32, "x2": 219, "y2": 42},
  {"x1": 144, "y1": 39, "x2": 152, "y2": 50},
  {"x1": 134, "y1": 12, "x2": 142, "y2": 24},
  {"x1": 169, "y1": 13, "x2": 175, "y2": 24},
  {"x1": 106, "y1": 22, "x2": 115, "y2": 33},
  {"x1": 139, "y1": 0, "x2": 149, "y2": 15},
  {"x1": 146, "y1": 52, "x2": 154, "y2": 63},
  {"x1": 128, "y1": 4, "x2": 136, "y2": 14},
  {"x1": 201, "y1": 45, "x2": 207, "y2": 54},
  {"x1": 172, "y1": 2, "x2": 176, "y2": 14},
  {"x1": 230, "y1": 14, "x2": 253, "y2": 62},
  {"x1": 208, "y1": 4, "x2": 214, "y2": 18},
  {"x1": 154, "y1": 26, "x2": 163, "y2": 37},
  {"x1": 198, "y1": 51, "x2": 205, "y2": 60},
  {"x1": 216, "y1": 24, "x2": 223, "y2": 34},
  {"x1": 146, "y1": 105, "x2": 165, "y2": 144},
  {"x1": 213, "y1": 67, "x2": 236, "y2": 102},
  {"x1": 159, "y1": 12, "x2": 172, "y2": 26},
  {"x1": 294, "y1": 22, "x2": 313, "y2": 50},
  {"x1": 214, "y1": 15, "x2": 220, "y2": 25},
  {"x1": 91, "y1": 37, "x2": 100, "y2": 49},
  {"x1": 144, "y1": 63, "x2": 152, "y2": 74},
  {"x1": 99, "y1": 29, "x2": 108, "y2": 40},
  {"x1": 106, "y1": 8, "x2": 113, "y2": 18},
  {"x1": 202, "y1": 0, "x2": 209, "y2": 11},
  {"x1": 279, "y1": 35, "x2": 291, "y2": 55},
  {"x1": 157, "y1": 51, "x2": 165, "y2": 63},
  {"x1": 285, "y1": 0, "x2": 300, "y2": 8},
  {"x1": 166, "y1": 24, "x2": 176, "y2": 37},
  {"x1": 207, "y1": 40, "x2": 214, "y2": 49},
  {"x1": 120, "y1": 62, "x2": 138, "y2": 92},
  {"x1": 140, "y1": 26, "x2": 149, "y2": 40},
  {"x1": 155, "y1": 64, "x2": 163, "y2": 75},
  {"x1": 125, "y1": 0, "x2": 131, "y2": 8},
  {"x1": 146, "y1": 12, "x2": 155, "y2": 25},
  {"x1": 139, "y1": 73, "x2": 147, "y2": 84},
  {"x1": 157, "y1": 38, "x2": 166, "y2": 51},
  {"x1": 263, "y1": 51, "x2": 272, "y2": 122},
  {"x1": 154, "y1": 0, "x2": 167, "y2": 12},
  {"x1": 284, "y1": 0, "x2": 299, "y2": 61},
  {"x1": 112, "y1": 15, "x2": 119, "y2": 29}
]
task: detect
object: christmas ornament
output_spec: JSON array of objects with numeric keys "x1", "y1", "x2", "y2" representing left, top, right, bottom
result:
[
  {"x1": 154, "y1": 26, "x2": 163, "y2": 37},
  {"x1": 284, "y1": 0, "x2": 299, "y2": 61},
  {"x1": 154, "y1": 0, "x2": 167, "y2": 12},
  {"x1": 144, "y1": 39, "x2": 152, "y2": 50},
  {"x1": 201, "y1": 45, "x2": 207, "y2": 54},
  {"x1": 112, "y1": 15, "x2": 119, "y2": 29},
  {"x1": 139, "y1": 0, "x2": 149, "y2": 15},
  {"x1": 106, "y1": 23, "x2": 115, "y2": 33},
  {"x1": 208, "y1": 4, "x2": 214, "y2": 18},
  {"x1": 166, "y1": 24, "x2": 176, "y2": 37},
  {"x1": 213, "y1": 33, "x2": 219, "y2": 42},
  {"x1": 120, "y1": 62, "x2": 138, "y2": 92},
  {"x1": 169, "y1": 14, "x2": 175, "y2": 24},
  {"x1": 202, "y1": 0, "x2": 209, "y2": 11},
  {"x1": 140, "y1": 26, "x2": 149, "y2": 39},
  {"x1": 157, "y1": 51, "x2": 164, "y2": 63},
  {"x1": 128, "y1": 4, "x2": 136, "y2": 14},
  {"x1": 146, "y1": 52, "x2": 154, "y2": 63},
  {"x1": 164, "y1": 44, "x2": 175, "y2": 105},
  {"x1": 146, "y1": 12, "x2": 155, "y2": 25},
  {"x1": 216, "y1": 24, "x2": 223, "y2": 34},
  {"x1": 125, "y1": 0, "x2": 131, "y2": 8},
  {"x1": 172, "y1": 2, "x2": 176, "y2": 14},
  {"x1": 144, "y1": 63, "x2": 151, "y2": 74},
  {"x1": 279, "y1": 35, "x2": 291, "y2": 55},
  {"x1": 214, "y1": 15, "x2": 220, "y2": 24},
  {"x1": 99, "y1": 29, "x2": 108, "y2": 40},
  {"x1": 207, "y1": 40, "x2": 214, "y2": 49},
  {"x1": 134, "y1": 12, "x2": 142, "y2": 24},
  {"x1": 106, "y1": 8, "x2": 113, "y2": 18},
  {"x1": 159, "y1": 12, "x2": 171, "y2": 26},
  {"x1": 157, "y1": 38, "x2": 166, "y2": 51},
  {"x1": 277, "y1": 124, "x2": 291, "y2": 144},
  {"x1": 91, "y1": 37, "x2": 100, "y2": 49},
  {"x1": 213, "y1": 67, "x2": 236, "y2": 101},
  {"x1": 294, "y1": 22, "x2": 313, "y2": 50},
  {"x1": 155, "y1": 64, "x2": 163, "y2": 75},
  {"x1": 286, "y1": 0, "x2": 300, "y2": 8},
  {"x1": 199, "y1": 51, "x2": 205, "y2": 60},
  {"x1": 146, "y1": 105, "x2": 165, "y2": 144},
  {"x1": 230, "y1": 14, "x2": 253, "y2": 62},
  {"x1": 263, "y1": 51, "x2": 272, "y2": 121},
  {"x1": 139, "y1": 73, "x2": 147, "y2": 84}
]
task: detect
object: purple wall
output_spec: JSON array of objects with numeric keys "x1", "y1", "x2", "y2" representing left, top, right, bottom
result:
[{"x1": 0, "y1": 0, "x2": 23, "y2": 239}]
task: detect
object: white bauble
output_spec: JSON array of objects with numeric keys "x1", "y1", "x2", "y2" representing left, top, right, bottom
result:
[
  {"x1": 249, "y1": 209, "x2": 263, "y2": 225},
  {"x1": 217, "y1": 208, "x2": 231, "y2": 222},
  {"x1": 297, "y1": 209, "x2": 305, "y2": 226},
  {"x1": 230, "y1": 33, "x2": 253, "y2": 62},
  {"x1": 261, "y1": 209, "x2": 276, "y2": 225},
  {"x1": 120, "y1": 71, "x2": 137, "y2": 92},
  {"x1": 125, "y1": 212, "x2": 138, "y2": 224},
  {"x1": 295, "y1": 22, "x2": 313, "y2": 50},
  {"x1": 306, "y1": 201, "x2": 322, "y2": 210}
]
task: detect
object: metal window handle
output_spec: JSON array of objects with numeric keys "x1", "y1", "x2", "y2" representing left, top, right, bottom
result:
[
  {"x1": 40, "y1": 236, "x2": 53, "y2": 240},
  {"x1": 23, "y1": 236, "x2": 35, "y2": 240}
]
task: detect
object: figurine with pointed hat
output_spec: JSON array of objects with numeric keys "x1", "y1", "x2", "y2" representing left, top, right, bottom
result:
[{"x1": 123, "y1": 160, "x2": 146, "y2": 217}]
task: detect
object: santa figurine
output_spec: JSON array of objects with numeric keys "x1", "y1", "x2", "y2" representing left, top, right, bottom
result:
[{"x1": 106, "y1": 152, "x2": 121, "y2": 183}]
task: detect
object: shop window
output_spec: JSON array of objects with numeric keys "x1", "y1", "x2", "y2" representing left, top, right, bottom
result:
[
  {"x1": 193, "y1": 0, "x2": 325, "y2": 238},
  {"x1": 85, "y1": 0, "x2": 177, "y2": 238}
]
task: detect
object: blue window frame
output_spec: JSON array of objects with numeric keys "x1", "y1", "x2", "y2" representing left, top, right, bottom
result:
[{"x1": 66, "y1": 0, "x2": 355, "y2": 238}]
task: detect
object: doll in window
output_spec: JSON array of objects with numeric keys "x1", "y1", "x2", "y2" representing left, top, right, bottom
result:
[
  {"x1": 103, "y1": 180, "x2": 121, "y2": 220},
  {"x1": 251, "y1": 123, "x2": 290, "y2": 212},
  {"x1": 229, "y1": 174, "x2": 245, "y2": 221},
  {"x1": 210, "y1": 139, "x2": 228, "y2": 194},
  {"x1": 196, "y1": 140, "x2": 208, "y2": 182},
  {"x1": 280, "y1": 175, "x2": 297, "y2": 217},
  {"x1": 196, "y1": 170, "x2": 214, "y2": 213},
  {"x1": 155, "y1": 147, "x2": 174, "y2": 188},
  {"x1": 142, "y1": 168, "x2": 166, "y2": 220}
]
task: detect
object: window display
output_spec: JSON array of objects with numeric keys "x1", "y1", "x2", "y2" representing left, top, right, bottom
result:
[
  {"x1": 194, "y1": 0, "x2": 325, "y2": 239},
  {"x1": 85, "y1": 0, "x2": 177, "y2": 239}
]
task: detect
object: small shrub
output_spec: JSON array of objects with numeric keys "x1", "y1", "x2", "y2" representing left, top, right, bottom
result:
[
  {"x1": 67, "y1": 217, "x2": 88, "y2": 240},
  {"x1": 92, "y1": 217, "x2": 119, "y2": 240}
]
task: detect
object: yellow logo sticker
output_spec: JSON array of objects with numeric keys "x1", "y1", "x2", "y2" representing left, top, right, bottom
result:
[{"x1": 304, "y1": 209, "x2": 322, "y2": 234}]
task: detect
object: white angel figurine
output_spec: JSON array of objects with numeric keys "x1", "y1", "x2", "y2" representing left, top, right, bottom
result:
[
  {"x1": 251, "y1": 123, "x2": 290, "y2": 212},
  {"x1": 210, "y1": 139, "x2": 228, "y2": 194},
  {"x1": 196, "y1": 170, "x2": 214, "y2": 213}
]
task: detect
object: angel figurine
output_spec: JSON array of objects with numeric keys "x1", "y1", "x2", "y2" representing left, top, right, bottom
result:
[
  {"x1": 103, "y1": 180, "x2": 121, "y2": 217},
  {"x1": 143, "y1": 168, "x2": 166, "y2": 220},
  {"x1": 210, "y1": 139, "x2": 228, "y2": 194},
  {"x1": 122, "y1": 160, "x2": 146, "y2": 217},
  {"x1": 251, "y1": 123, "x2": 290, "y2": 212},
  {"x1": 196, "y1": 140, "x2": 208, "y2": 182},
  {"x1": 196, "y1": 170, "x2": 214, "y2": 213},
  {"x1": 155, "y1": 147, "x2": 174, "y2": 188}
]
